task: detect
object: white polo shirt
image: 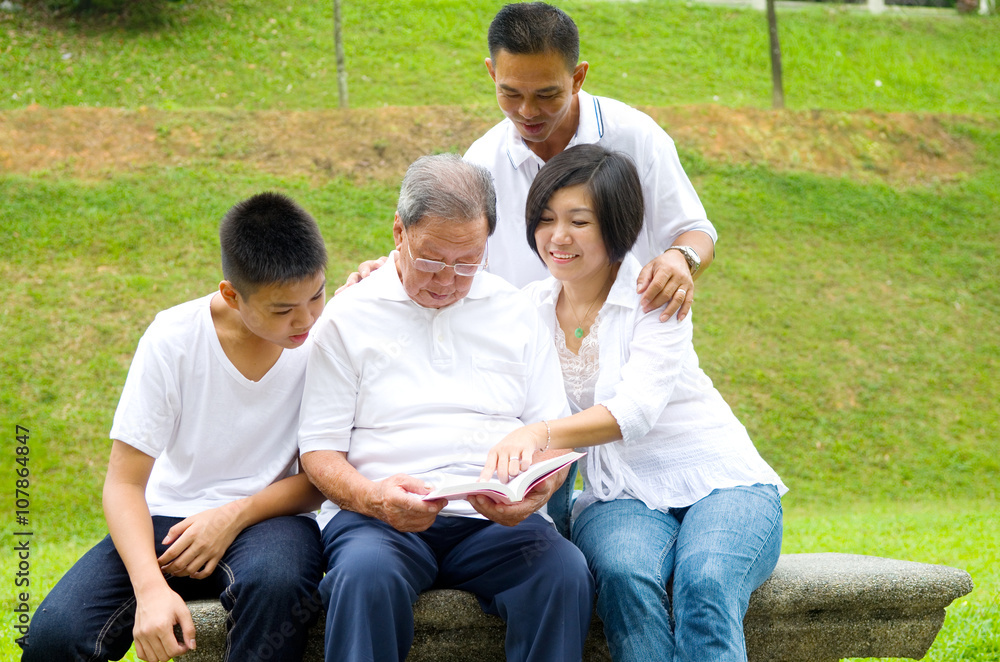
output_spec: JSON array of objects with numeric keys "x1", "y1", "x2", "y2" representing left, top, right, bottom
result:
[
  {"x1": 298, "y1": 252, "x2": 571, "y2": 525},
  {"x1": 464, "y1": 90, "x2": 717, "y2": 288}
]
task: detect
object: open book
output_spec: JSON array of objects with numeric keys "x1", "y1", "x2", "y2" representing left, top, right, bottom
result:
[{"x1": 422, "y1": 451, "x2": 586, "y2": 505}]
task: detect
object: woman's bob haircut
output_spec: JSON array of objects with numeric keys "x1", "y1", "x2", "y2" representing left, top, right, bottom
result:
[{"x1": 525, "y1": 144, "x2": 644, "y2": 265}]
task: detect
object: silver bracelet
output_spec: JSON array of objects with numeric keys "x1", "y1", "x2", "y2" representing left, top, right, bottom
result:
[{"x1": 540, "y1": 420, "x2": 551, "y2": 452}]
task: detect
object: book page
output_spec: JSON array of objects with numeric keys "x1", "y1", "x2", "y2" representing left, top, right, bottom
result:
[{"x1": 423, "y1": 451, "x2": 585, "y2": 503}]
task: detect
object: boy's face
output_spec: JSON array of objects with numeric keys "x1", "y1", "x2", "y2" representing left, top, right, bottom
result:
[{"x1": 232, "y1": 271, "x2": 326, "y2": 349}]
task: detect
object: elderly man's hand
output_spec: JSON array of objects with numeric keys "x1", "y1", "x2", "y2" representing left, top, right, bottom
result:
[
  {"x1": 468, "y1": 469, "x2": 566, "y2": 527},
  {"x1": 370, "y1": 474, "x2": 445, "y2": 532}
]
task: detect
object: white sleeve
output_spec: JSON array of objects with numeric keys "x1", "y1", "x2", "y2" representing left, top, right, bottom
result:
[
  {"x1": 297, "y1": 320, "x2": 358, "y2": 455},
  {"x1": 640, "y1": 127, "x2": 718, "y2": 254},
  {"x1": 108, "y1": 326, "x2": 180, "y2": 459},
  {"x1": 600, "y1": 309, "x2": 693, "y2": 444}
]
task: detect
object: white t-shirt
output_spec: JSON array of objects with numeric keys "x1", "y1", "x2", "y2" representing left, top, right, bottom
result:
[
  {"x1": 464, "y1": 90, "x2": 718, "y2": 288},
  {"x1": 110, "y1": 294, "x2": 311, "y2": 518},
  {"x1": 524, "y1": 256, "x2": 787, "y2": 515},
  {"x1": 298, "y1": 252, "x2": 571, "y2": 525}
]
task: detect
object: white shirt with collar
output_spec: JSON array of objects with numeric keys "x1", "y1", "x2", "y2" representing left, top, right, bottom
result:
[
  {"x1": 524, "y1": 255, "x2": 787, "y2": 515},
  {"x1": 298, "y1": 251, "x2": 571, "y2": 527},
  {"x1": 464, "y1": 90, "x2": 718, "y2": 288}
]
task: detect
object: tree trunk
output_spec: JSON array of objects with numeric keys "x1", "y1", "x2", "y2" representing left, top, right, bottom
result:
[
  {"x1": 767, "y1": 0, "x2": 785, "y2": 109},
  {"x1": 334, "y1": 0, "x2": 348, "y2": 109}
]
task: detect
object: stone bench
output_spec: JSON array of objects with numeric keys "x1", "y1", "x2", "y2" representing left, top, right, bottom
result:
[{"x1": 178, "y1": 552, "x2": 973, "y2": 662}]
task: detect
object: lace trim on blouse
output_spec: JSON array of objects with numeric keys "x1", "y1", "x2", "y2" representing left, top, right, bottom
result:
[{"x1": 554, "y1": 313, "x2": 601, "y2": 412}]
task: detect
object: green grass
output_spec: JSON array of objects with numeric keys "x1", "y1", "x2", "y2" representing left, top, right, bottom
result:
[
  {"x1": 2, "y1": 0, "x2": 998, "y2": 113},
  {"x1": 3, "y1": 147, "x2": 998, "y2": 658},
  {"x1": 3, "y1": 0, "x2": 999, "y2": 658},
  {"x1": 785, "y1": 500, "x2": 1000, "y2": 662}
]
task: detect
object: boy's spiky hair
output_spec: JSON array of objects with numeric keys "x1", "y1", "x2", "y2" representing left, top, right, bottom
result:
[{"x1": 219, "y1": 192, "x2": 327, "y2": 298}]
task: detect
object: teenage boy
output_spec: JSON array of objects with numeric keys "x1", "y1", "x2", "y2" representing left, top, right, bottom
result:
[{"x1": 20, "y1": 192, "x2": 327, "y2": 662}]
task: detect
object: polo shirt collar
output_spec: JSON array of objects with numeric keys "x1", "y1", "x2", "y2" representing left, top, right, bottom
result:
[
  {"x1": 374, "y1": 250, "x2": 493, "y2": 306},
  {"x1": 605, "y1": 254, "x2": 642, "y2": 310},
  {"x1": 503, "y1": 90, "x2": 603, "y2": 169}
]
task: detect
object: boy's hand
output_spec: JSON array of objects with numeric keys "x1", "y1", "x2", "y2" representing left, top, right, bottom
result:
[
  {"x1": 157, "y1": 503, "x2": 243, "y2": 579},
  {"x1": 133, "y1": 584, "x2": 196, "y2": 662}
]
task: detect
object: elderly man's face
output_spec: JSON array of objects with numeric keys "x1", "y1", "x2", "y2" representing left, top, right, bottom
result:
[{"x1": 393, "y1": 214, "x2": 489, "y2": 309}]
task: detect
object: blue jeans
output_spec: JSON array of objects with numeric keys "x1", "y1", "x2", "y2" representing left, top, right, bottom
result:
[
  {"x1": 20, "y1": 515, "x2": 324, "y2": 662},
  {"x1": 572, "y1": 484, "x2": 783, "y2": 662},
  {"x1": 317, "y1": 511, "x2": 594, "y2": 662}
]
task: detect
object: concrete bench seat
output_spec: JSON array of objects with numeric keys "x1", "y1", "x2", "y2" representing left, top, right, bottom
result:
[{"x1": 178, "y1": 552, "x2": 973, "y2": 662}]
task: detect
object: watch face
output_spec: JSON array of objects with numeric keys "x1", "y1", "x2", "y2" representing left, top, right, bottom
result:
[{"x1": 674, "y1": 246, "x2": 699, "y2": 273}]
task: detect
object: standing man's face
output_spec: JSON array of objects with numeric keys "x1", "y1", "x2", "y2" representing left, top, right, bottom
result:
[{"x1": 486, "y1": 49, "x2": 588, "y2": 160}]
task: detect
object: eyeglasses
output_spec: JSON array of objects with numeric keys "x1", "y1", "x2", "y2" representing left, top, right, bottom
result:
[{"x1": 404, "y1": 234, "x2": 488, "y2": 277}]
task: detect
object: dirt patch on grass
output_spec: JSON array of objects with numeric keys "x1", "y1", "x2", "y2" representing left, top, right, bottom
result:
[{"x1": 0, "y1": 104, "x2": 992, "y2": 186}]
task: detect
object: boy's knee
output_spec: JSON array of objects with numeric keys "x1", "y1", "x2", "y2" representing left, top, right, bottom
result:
[
  {"x1": 20, "y1": 606, "x2": 66, "y2": 654},
  {"x1": 20, "y1": 606, "x2": 122, "y2": 662}
]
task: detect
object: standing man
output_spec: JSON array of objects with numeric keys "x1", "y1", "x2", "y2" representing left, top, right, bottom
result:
[
  {"x1": 465, "y1": 1, "x2": 716, "y2": 322},
  {"x1": 299, "y1": 154, "x2": 594, "y2": 662}
]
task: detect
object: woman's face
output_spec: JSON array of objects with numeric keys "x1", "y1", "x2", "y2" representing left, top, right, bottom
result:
[{"x1": 534, "y1": 184, "x2": 610, "y2": 286}]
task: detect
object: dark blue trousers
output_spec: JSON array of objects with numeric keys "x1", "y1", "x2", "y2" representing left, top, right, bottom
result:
[
  {"x1": 318, "y1": 511, "x2": 594, "y2": 662},
  {"x1": 21, "y1": 515, "x2": 324, "y2": 662}
]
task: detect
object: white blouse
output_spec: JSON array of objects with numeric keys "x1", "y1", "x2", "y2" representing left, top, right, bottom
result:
[{"x1": 526, "y1": 255, "x2": 787, "y2": 516}]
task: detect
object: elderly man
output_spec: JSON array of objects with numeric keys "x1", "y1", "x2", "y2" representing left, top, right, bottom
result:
[{"x1": 298, "y1": 154, "x2": 594, "y2": 662}]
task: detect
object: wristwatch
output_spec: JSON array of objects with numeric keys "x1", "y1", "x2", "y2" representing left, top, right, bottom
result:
[{"x1": 666, "y1": 245, "x2": 701, "y2": 276}]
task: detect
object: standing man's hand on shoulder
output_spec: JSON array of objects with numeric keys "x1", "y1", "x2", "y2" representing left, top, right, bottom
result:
[
  {"x1": 636, "y1": 232, "x2": 714, "y2": 322},
  {"x1": 636, "y1": 249, "x2": 694, "y2": 322},
  {"x1": 335, "y1": 255, "x2": 388, "y2": 295}
]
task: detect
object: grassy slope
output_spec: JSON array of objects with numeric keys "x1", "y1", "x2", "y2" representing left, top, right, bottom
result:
[
  {"x1": 2, "y1": 0, "x2": 999, "y2": 659},
  {"x1": 1, "y1": 0, "x2": 998, "y2": 113}
]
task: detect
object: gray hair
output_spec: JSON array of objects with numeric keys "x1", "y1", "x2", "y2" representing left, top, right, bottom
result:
[{"x1": 396, "y1": 154, "x2": 497, "y2": 235}]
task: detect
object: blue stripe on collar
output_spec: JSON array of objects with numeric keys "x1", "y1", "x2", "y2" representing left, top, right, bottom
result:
[{"x1": 593, "y1": 96, "x2": 604, "y2": 139}]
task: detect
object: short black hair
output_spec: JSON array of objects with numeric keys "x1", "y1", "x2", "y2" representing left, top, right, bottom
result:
[
  {"x1": 219, "y1": 192, "x2": 327, "y2": 299},
  {"x1": 525, "y1": 144, "x2": 644, "y2": 265},
  {"x1": 488, "y1": 2, "x2": 579, "y2": 71}
]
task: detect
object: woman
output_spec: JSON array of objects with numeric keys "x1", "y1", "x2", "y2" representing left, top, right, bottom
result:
[{"x1": 480, "y1": 144, "x2": 787, "y2": 662}]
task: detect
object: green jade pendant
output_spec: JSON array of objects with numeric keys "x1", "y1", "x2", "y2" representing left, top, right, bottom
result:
[{"x1": 574, "y1": 327, "x2": 584, "y2": 339}]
